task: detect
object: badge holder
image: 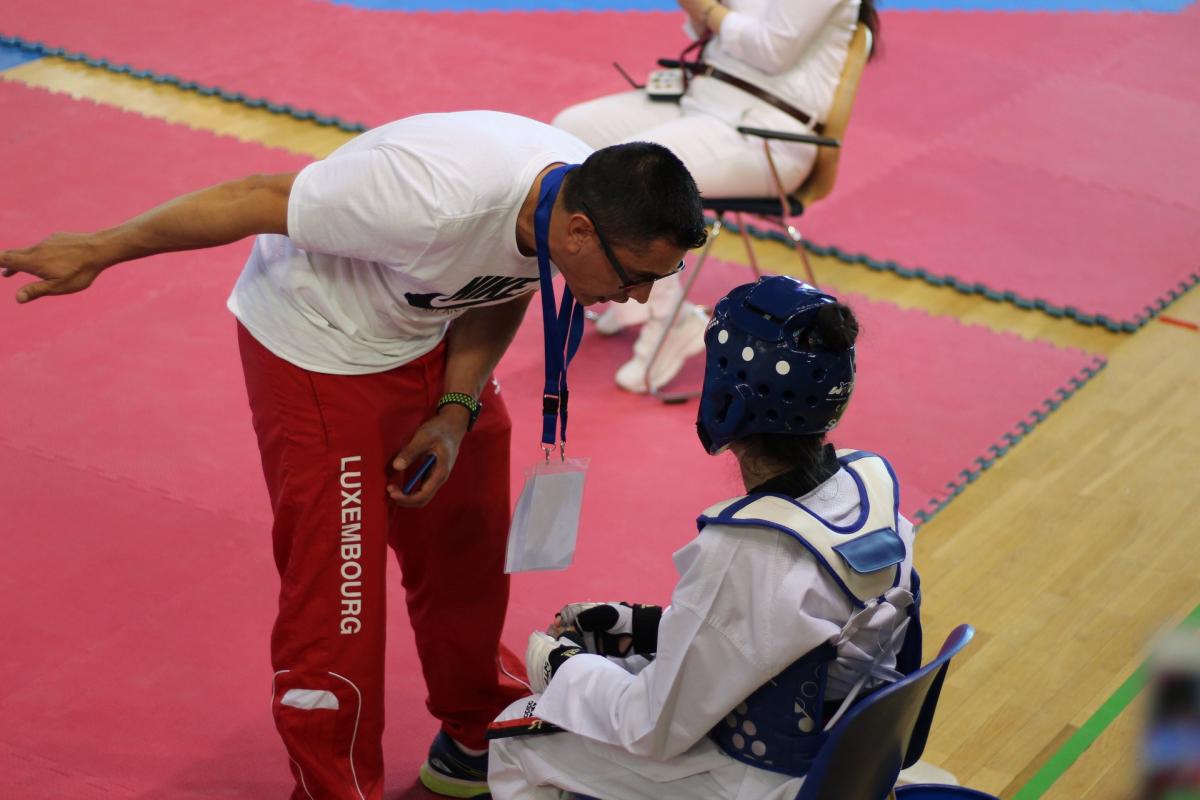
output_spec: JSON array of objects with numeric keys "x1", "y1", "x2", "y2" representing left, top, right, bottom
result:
[
  {"x1": 505, "y1": 443, "x2": 589, "y2": 574},
  {"x1": 505, "y1": 164, "x2": 590, "y2": 574}
]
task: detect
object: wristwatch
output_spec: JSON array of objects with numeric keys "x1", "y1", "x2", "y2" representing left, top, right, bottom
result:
[{"x1": 437, "y1": 392, "x2": 482, "y2": 431}]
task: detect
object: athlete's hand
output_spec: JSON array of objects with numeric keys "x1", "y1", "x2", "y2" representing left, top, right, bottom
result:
[
  {"x1": 387, "y1": 408, "x2": 468, "y2": 508},
  {"x1": 1, "y1": 232, "x2": 112, "y2": 304},
  {"x1": 554, "y1": 602, "x2": 664, "y2": 658},
  {"x1": 525, "y1": 630, "x2": 585, "y2": 693}
]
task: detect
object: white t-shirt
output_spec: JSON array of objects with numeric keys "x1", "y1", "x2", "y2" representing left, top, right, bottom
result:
[{"x1": 227, "y1": 111, "x2": 593, "y2": 374}]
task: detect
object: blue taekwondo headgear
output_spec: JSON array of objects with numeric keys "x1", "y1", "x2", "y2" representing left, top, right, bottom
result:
[{"x1": 697, "y1": 276, "x2": 856, "y2": 455}]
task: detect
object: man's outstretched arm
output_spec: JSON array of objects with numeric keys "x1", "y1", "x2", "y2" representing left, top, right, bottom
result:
[{"x1": 1, "y1": 172, "x2": 296, "y2": 303}]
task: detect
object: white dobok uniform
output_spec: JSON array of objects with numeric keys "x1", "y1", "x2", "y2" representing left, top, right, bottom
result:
[{"x1": 489, "y1": 450, "x2": 920, "y2": 800}]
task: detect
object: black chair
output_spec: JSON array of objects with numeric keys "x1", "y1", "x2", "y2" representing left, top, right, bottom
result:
[
  {"x1": 793, "y1": 624, "x2": 996, "y2": 800},
  {"x1": 573, "y1": 625, "x2": 993, "y2": 800}
]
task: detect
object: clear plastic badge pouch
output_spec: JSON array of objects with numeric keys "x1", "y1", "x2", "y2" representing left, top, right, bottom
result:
[{"x1": 505, "y1": 456, "x2": 589, "y2": 574}]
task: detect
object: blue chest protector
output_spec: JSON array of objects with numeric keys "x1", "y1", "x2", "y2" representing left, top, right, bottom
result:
[{"x1": 699, "y1": 450, "x2": 923, "y2": 779}]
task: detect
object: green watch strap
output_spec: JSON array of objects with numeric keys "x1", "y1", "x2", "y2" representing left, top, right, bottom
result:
[{"x1": 437, "y1": 392, "x2": 482, "y2": 431}]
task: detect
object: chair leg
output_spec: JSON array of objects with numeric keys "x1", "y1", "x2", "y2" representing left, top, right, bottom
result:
[
  {"x1": 733, "y1": 212, "x2": 762, "y2": 279},
  {"x1": 783, "y1": 220, "x2": 818, "y2": 287},
  {"x1": 645, "y1": 213, "x2": 724, "y2": 401},
  {"x1": 761, "y1": 137, "x2": 814, "y2": 285}
]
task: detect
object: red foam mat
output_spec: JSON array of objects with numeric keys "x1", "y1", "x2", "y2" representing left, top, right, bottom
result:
[
  {"x1": 0, "y1": 80, "x2": 306, "y2": 342},
  {"x1": 809, "y1": 147, "x2": 1200, "y2": 323},
  {"x1": 0, "y1": 81, "x2": 1103, "y2": 796},
  {"x1": 950, "y1": 74, "x2": 1200, "y2": 215}
]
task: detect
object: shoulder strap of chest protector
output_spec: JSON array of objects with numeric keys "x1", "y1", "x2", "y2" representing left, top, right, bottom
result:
[{"x1": 697, "y1": 449, "x2": 906, "y2": 608}]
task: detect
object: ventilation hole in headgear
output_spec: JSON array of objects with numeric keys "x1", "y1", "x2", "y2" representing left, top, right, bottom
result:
[
  {"x1": 813, "y1": 368, "x2": 826, "y2": 381},
  {"x1": 718, "y1": 356, "x2": 728, "y2": 369},
  {"x1": 792, "y1": 415, "x2": 807, "y2": 427},
  {"x1": 757, "y1": 384, "x2": 770, "y2": 397},
  {"x1": 737, "y1": 370, "x2": 748, "y2": 381},
  {"x1": 782, "y1": 390, "x2": 795, "y2": 403},
  {"x1": 806, "y1": 395, "x2": 818, "y2": 407},
  {"x1": 765, "y1": 410, "x2": 778, "y2": 422}
]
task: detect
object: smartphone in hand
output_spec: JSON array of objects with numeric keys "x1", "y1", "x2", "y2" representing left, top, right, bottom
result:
[{"x1": 402, "y1": 454, "x2": 437, "y2": 495}]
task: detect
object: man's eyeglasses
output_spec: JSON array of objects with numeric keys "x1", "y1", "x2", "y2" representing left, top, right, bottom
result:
[{"x1": 581, "y1": 203, "x2": 686, "y2": 290}]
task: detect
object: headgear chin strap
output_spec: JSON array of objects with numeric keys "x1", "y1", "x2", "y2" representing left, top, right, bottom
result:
[{"x1": 696, "y1": 276, "x2": 856, "y2": 456}]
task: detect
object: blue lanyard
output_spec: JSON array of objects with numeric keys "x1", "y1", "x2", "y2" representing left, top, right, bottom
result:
[{"x1": 535, "y1": 164, "x2": 585, "y2": 456}]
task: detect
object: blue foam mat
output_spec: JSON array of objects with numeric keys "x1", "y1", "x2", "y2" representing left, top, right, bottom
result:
[{"x1": 0, "y1": 42, "x2": 40, "y2": 71}]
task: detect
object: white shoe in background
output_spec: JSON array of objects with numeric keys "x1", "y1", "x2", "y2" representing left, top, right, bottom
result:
[
  {"x1": 615, "y1": 304, "x2": 709, "y2": 394},
  {"x1": 592, "y1": 301, "x2": 652, "y2": 336}
]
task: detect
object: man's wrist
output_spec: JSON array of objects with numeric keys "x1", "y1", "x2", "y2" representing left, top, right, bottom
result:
[
  {"x1": 435, "y1": 402, "x2": 471, "y2": 432},
  {"x1": 436, "y1": 392, "x2": 481, "y2": 432}
]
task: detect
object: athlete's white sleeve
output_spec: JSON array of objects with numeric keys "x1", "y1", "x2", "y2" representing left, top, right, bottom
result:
[{"x1": 534, "y1": 524, "x2": 840, "y2": 761}]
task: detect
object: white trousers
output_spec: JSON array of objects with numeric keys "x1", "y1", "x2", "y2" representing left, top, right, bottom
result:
[
  {"x1": 552, "y1": 89, "x2": 816, "y2": 198},
  {"x1": 553, "y1": 90, "x2": 817, "y2": 319},
  {"x1": 488, "y1": 696, "x2": 804, "y2": 800}
]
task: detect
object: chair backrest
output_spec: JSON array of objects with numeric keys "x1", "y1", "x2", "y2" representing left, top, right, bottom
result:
[
  {"x1": 797, "y1": 25, "x2": 872, "y2": 207},
  {"x1": 794, "y1": 625, "x2": 975, "y2": 800}
]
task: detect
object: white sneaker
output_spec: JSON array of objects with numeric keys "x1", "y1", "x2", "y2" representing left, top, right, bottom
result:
[
  {"x1": 593, "y1": 300, "x2": 652, "y2": 336},
  {"x1": 615, "y1": 304, "x2": 709, "y2": 394}
]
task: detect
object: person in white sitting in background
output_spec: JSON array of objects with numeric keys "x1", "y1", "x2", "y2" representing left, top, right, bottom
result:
[
  {"x1": 490, "y1": 276, "x2": 922, "y2": 799},
  {"x1": 553, "y1": 0, "x2": 881, "y2": 393}
]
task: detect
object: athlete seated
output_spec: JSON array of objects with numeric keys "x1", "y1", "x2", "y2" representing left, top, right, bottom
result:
[{"x1": 489, "y1": 276, "x2": 923, "y2": 800}]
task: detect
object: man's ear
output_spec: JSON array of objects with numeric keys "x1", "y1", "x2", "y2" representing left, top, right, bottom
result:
[{"x1": 562, "y1": 212, "x2": 594, "y2": 255}]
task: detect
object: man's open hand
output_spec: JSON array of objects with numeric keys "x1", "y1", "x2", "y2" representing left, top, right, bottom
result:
[{"x1": 2, "y1": 232, "x2": 111, "y2": 304}]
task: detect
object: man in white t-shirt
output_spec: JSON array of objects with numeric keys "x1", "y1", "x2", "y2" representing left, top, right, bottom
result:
[{"x1": 1, "y1": 110, "x2": 707, "y2": 800}]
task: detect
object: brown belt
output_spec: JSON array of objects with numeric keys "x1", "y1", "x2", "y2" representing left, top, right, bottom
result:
[{"x1": 669, "y1": 59, "x2": 822, "y2": 133}]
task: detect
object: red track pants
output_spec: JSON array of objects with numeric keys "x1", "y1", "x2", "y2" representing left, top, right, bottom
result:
[{"x1": 238, "y1": 324, "x2": 528, "y2": 800}]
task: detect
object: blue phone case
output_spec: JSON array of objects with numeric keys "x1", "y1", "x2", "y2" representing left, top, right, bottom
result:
[{"x1": 402, "y1": 454, "x2": 437, "y2": 494}]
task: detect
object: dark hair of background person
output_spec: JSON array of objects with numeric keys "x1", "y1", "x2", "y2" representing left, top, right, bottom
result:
[
  {"x1": 562, "y1": 142, "x2": 708, "y2": 254},
  {"x1": 861, "y1": 0, "x2": 882, "y2": 61},
  {"x1": 741, "y1": 302, "x2": 860, "y2": 497}
]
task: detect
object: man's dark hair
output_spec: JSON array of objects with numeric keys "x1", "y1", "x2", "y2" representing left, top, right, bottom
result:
[{"x1": 562, "y1": 142, "x2": 707, "y2": 253}]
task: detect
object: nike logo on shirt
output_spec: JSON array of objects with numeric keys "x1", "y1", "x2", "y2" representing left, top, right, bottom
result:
[{"x1": 405, "y1": 275, "x2": 539, "y2": 310}]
